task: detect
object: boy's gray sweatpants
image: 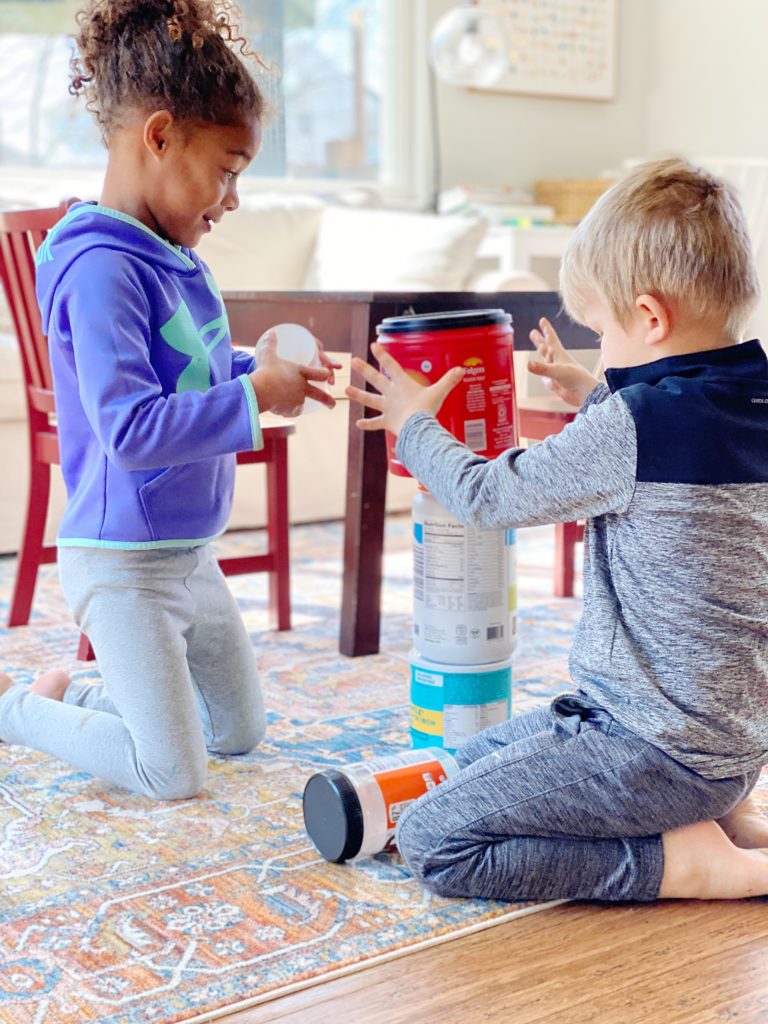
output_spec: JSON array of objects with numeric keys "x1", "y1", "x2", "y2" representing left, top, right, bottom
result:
[
  {"x1": 395, "y1": 694, "x2": 759, "y2": 902},
  {"x1": 0, "y1": 545, "x2": 266, "y2": 799}
]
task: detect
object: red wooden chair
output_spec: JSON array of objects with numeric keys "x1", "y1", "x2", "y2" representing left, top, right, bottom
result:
[
  {"x1": 518, "y1": 397, "x2": 585, "y2": 598},
  {"x1": 0, "y1": 202, "x2": 293, "y2": 660}
]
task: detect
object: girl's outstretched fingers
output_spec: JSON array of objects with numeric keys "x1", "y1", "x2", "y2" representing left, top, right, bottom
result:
[
  {"x1": 314, "y1": 337, "x2": 342, "y2": 384},
  {"x1": 301, "y1": 364, "x2": 335, "y2": 408},
  {"x1": 304, "y1": 385, "x2": 336, "y2": 409}
]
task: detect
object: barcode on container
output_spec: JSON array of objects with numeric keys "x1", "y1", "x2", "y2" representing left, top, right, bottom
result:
[
  {"x1": 464, "y1": 419, "x2": 487, "y2": 452},
  {"x1": 413, "y1": 545, "x2": 424, "y2": 602},
  {"x1": 486, "y1": 624, "x2": 504, "y2": 640}
]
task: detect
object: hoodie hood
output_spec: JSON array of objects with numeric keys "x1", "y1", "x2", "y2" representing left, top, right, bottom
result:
[{"x1": 36, "y1": 202, "x2": 198, "y2": 335}]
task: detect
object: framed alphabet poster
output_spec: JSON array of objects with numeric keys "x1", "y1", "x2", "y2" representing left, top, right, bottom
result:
[{"x1": 483, "y1": 0, "x2": 617, "y2": 101}]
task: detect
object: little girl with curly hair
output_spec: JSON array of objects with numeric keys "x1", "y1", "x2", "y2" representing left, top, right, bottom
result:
[{"x1": 0, "y1": 0, "x2": 335, "y2": 799}]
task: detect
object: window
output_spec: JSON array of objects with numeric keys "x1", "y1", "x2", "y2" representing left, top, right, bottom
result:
[
  {"x1": 243, "y1": 0, "x2": 383, "y2": 181},
  {"x1": 0, "y1": 1, "x2": 423, "y2": 200}
]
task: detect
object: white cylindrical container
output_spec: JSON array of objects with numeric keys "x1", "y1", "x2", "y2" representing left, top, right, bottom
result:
[
  {"x1": 412, "y1": 489, "x2": 517, "y2": 665},
  {"x1": 409, "y1": 649, "x2": 512, "y2": 752},
  {"x1": 254, "y1": 322, "x2": 327, "y2": 413},
  {"x1": 302, "y1": 747, "x2": 459, "y2": 862}
]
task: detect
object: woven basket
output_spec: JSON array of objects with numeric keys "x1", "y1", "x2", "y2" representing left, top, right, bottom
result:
[{"x1": 533, "y1": 178, "x2": 615, "y2": 223}]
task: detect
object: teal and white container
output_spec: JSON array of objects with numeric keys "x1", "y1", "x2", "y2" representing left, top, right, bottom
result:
[
  {"x1": 409, "y1": 648, "x2": 512, "y2": 753},
  {"x1": 412, "y1": 490, "x2": 517, "y2": 666}
]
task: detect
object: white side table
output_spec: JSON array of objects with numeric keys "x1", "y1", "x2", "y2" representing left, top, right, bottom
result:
[{"x1": 478, "y1": 224, "x2": 576, "y2": 289}]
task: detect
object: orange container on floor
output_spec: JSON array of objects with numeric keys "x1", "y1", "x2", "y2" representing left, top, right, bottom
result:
[{"x1": 375, "y1": 309, "x2": 517, "y2": 477}]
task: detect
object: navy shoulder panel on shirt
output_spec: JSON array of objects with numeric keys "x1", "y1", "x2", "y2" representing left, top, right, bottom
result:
[{"x1": 619, "y1": 374, "x2": 768, "y2": 484}]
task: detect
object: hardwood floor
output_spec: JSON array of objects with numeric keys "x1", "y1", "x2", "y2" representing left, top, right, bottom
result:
[{"x1": 218, "y1": 900, "x2": 768, "y2": 1024}]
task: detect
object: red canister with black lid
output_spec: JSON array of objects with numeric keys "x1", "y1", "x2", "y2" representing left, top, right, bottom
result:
[{"x1": 375, "y1": 309, "x2": 518, "y2": 477}]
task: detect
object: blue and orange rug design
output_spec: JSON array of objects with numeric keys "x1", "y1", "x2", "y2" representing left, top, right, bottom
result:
[{"x1": 0, "y1": 519, "x2": 579, "y2": 1024}]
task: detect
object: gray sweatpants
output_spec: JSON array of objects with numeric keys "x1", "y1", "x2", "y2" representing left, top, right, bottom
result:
[
  {"x1": 395, "y1": 694, "x2": 759, "y2": 902},
  {"x1": 0, "y1": 545, "x2": 265, "y2": 799}
]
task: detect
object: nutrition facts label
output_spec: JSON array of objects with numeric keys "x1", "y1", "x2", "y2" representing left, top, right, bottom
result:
[
  {"x1": 412, "y1": 494, "x2": 515, "y2": 661},
  {"x1": 416, "y1": 520, "x2": 505, "y2": 612},
  {"x1": 443, "y1": 700, "x2": 509, "y2": 749},
  {"x1": 461, "y1": 375, "x2": 515, "y2": 454}
]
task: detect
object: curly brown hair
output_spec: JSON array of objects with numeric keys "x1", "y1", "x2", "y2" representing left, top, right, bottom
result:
[{"x1": 70, "y1": 0, "x2": 267, "y2": 137}]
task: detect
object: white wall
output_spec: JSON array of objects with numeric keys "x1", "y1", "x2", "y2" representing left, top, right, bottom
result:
[
  {"x1": 426, "y1": 0, "x2": 768, "y2": 339},
  {"x1": 643, "y1": 0, "x2": 768, "y2": 342},
  {"x1": 427, "y1": 0, "x2": 652, "y2": 193},
  {"x1": 645, "y1": 0, "x2": 768, "y2": 161},
  {"x1": 428, "y1": 0, "x2": 768, "y2": 189}
]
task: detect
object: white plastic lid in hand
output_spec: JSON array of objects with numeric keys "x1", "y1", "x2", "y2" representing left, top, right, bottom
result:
[{"x1": 254, "y1": 323, "x2": 327, "y2": 415}]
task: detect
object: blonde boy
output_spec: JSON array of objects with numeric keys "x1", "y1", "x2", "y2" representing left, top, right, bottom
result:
[{"x1": 347, "y1": 158, "x2": 768, "y2": 902}]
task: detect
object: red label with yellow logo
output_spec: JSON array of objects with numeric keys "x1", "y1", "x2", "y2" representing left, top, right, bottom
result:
[{"x1": 376, "y1": 316, "x2": 517, "y2": 477}]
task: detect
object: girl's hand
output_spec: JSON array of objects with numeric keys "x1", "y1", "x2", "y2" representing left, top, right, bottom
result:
[
  {"x1": 346, "y1": 342, "x2": 464, "y2": 436},
  {"x1": 249, "y1": 332, "x2": 335, "y2": 417},
  {"x1": 315, "y1": 337, "x2": 342, "y2": 385},
  {"x1": 527, "y1": 317, "x2": 600, "y2": 408}
]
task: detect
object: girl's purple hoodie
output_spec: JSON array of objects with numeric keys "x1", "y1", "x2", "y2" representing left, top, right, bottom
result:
[{"x1": 35, "y1": 202, "x2": 262, "y2": 549}]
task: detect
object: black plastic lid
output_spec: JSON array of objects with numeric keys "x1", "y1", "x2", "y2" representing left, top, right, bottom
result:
[
  {"x1": 376, "y1": 309, "x2": 511, "y2": 335},
  {"x1": 303, "y1": 769, "x2": 365, "y2": 863}
]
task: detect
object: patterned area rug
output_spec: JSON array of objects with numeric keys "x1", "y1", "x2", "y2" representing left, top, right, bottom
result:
[{"x1": 0, "y1": 518, "x2": 580, "y2": 1024}]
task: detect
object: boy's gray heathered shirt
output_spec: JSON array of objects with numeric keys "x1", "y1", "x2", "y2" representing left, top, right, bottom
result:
[{"x1": 396, "y1": 340, "x2": 768, "y2": 780}]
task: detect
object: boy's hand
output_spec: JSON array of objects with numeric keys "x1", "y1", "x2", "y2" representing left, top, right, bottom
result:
[
  {"x1": 346, "y1": 342, "x2": 464, "y2": 436},
  {"x1": 528, "y1": 317, "x2": 600, "y2": 408},
  {"x1": 249, "y1": 332, "x2": 335, "y2": 417}
]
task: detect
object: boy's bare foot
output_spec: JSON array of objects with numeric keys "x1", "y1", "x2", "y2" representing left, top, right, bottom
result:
[
  {"x1": 0, "y1": 672, "x2": 15, "y2": 699},
  {"x1": 716, "y1": 795, "x2": 768, "y2": 849},
  {"x1": 660, "y1": 819, "x2": 768, "y2": 899},
  {"x1": 30, "y1": 669, "x2": 72, "y2": 702}
]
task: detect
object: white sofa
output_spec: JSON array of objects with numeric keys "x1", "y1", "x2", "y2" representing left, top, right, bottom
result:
[{"x1": 0, "y1": 172, "x2": 548, "y2": 554}]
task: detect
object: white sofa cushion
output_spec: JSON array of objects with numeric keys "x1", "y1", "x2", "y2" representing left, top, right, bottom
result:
[
  {"x1": 304, "y1": 207, "x2": 488, "y2": 291},
  {"x1": 196, "y1": 192, "x2": 324, "y2": 291}
]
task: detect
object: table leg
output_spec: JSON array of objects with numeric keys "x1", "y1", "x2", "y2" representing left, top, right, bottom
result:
[
  {"x1": 340, "y1": 304, "x2": 388, "y2": 656},
  {"x1": 554, "y1": 519, "x2": 583, "y2": 598}
]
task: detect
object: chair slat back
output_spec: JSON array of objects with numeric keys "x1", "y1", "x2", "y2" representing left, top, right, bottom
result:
[{"x1": 0, "y1": 204, "x2": 69, "y2": 397}]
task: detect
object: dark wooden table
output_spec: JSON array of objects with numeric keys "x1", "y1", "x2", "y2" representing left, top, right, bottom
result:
[{"x1": 223, "y1": 290, "x2": 597, "y2": 658}]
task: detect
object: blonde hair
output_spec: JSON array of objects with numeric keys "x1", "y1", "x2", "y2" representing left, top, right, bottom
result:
[{"x1": 560, "y1": 158, "x2": 760, "y2": 338}]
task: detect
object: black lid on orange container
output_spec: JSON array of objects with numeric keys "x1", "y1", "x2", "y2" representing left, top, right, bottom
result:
[
  {"x1": 303, "y1": 770, "x2": 365, "y2": 863},
  {"x1": 376, "y1": 309, "x2": 511, "y2": 335}
]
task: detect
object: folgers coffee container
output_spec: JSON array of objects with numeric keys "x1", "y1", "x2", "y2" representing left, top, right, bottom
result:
[
  {"x1": 375, "y1": 309, "x2": 517, "y2": 477},
  {"x1": 303, "y1": 748, "x2": 458, "y2": 862},
  {"x1": 412, "y1": 489, "x2": 517, "y2": 665}
]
